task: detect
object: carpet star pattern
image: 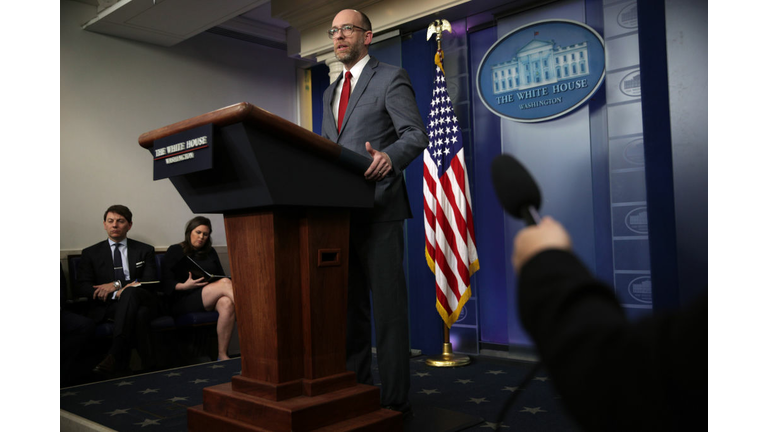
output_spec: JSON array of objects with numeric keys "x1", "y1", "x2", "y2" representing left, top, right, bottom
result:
[
  {"x1": 486, "y1": 370, "x2": 506, "y2": 375},
  {"x1": 480, "y1": 421, "x2": 510, "y2": 429},
  {"x1": 105, "y1": 408, "x2": 130, "y2": 416},
  {"x1": 134, "y1": 418, "x2": 161, "y2": 427},
  {"x1": 61, "y1": 358, "x2": 244, "y2": 431},
  {"x1": 520, "y1": 406, "x2": 547, "y2": 414},
  {"x1": 60, "y1": 356, "x2": 581, "y2": 431},
  {"x1": 533, "y1": 376, "x2": 549, "y2": 382},
  {"x1": 167, "y1": 397, "x2": 189, "y2": 403}
]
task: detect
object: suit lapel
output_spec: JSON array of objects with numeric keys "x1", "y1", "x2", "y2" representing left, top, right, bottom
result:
[
  {"x1": 99, "y1": 240, "x2": 113, "y2": 273},
  {"x1": 339, "y1": 57, "x2": 378, "y2": 136},
  {"x1": 326, "y1": 74, "x2": 343, "y2": 141},
  {"x1": 126, "y1": 239, "x2": 136, "y2": 281}
]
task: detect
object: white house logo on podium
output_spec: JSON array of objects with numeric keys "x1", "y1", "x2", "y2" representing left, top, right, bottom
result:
[{"x1": 477, "y1": 20, "x2": 606, "y2": 122}]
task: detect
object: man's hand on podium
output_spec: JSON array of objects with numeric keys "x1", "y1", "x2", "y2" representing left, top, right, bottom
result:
[{"x1": 364, "y1": 142, "x2": 392, "y2": 182}]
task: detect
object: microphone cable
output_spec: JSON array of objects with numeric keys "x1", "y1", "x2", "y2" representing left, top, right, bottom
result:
[
  {"x1": 492, "y1": 360, "x2": 542, "y2": 427},
  {"x1": 489, "y1": 154, "x2": 546, "y2": 426}
]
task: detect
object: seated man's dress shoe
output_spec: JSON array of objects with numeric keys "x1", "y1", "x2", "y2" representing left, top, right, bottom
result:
[{"x1": 93, "y1": 354, "x2": 118, "y2": 375}]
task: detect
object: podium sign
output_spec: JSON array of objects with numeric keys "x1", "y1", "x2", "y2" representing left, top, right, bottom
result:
[
  {"x1": 139, "y1": 103, "x2": 401, "y2": 431},
  {"x1": 151, "y1": 123, "x2": 214, "y2": 180}
]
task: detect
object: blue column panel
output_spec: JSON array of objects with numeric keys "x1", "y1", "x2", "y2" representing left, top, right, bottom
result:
[{"x1": 468, "y1": 25, "x2": 509, "y2": 346}]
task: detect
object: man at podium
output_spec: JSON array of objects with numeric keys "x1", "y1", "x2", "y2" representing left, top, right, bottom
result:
[{"x1": 322, "y1": 9, "x2": 429, "y2": 415}]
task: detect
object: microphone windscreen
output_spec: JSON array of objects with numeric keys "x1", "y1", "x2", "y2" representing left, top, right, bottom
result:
[{"x1": 491, "y1": 154, "x2": 541, "y2": 219}]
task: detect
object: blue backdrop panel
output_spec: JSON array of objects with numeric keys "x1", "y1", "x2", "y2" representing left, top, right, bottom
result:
[
  {"x1": 311, "y1": 63, "x2": 330, "y2": 136},
  {"x1": 495, "y1": 0, "x2": 598, "y2": 347},
  {"x1": 602, "y1": 0, "x2": 653, "y2": 318},
  {"x1": 614, "y1": 272, "x2": 653, "y2": 306},
  {"x1": 468, "y1": 26, "x2": 508, "y2": 347},
  {"x1": 613, "y1": 239, "x2": 651, "y2": 270},
  {"x1": 585, "y1": 0, "x2": 613, "y2": 286},
  {"x1": 637, "y1": 0, "x2": 681, "y2": 311}
]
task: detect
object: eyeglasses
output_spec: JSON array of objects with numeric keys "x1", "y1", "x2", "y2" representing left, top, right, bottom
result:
[{"x1": 328, "y1": 24, "x2": 369, "y2": 39}]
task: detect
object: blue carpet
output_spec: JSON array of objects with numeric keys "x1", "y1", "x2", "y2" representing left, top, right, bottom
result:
[{"x1": 60, "y1": 354, "x2": 583, "y2": 431}]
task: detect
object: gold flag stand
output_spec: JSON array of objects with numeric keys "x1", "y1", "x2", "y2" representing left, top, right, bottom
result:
[{"x1": 426, "y1": 324, "x2": 471, "y2": 367}]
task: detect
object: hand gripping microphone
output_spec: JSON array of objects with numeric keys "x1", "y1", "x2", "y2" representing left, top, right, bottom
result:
[{"x1": 491, "y1": 154, "x2": 542, "y2": 226}]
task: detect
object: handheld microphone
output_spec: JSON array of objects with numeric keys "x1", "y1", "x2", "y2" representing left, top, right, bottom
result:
[
  {"x1": 490, "y1": 153, "x2": 545, "y2": 426},
  {"x1": 491, "y1": 154, "x2": 542, "y2": 226}
]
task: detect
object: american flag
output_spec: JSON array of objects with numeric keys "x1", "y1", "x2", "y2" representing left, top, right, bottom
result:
[{"x1": 423, "y1": 54, "x2": 479, "y2": 328}]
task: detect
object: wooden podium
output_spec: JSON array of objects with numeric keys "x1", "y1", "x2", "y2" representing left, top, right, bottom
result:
[{"x1": 139, "y1": 103, "x2": 402, "y2": 431}]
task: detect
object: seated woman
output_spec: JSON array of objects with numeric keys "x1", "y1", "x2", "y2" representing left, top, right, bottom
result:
[{"x1": 162, "y1": 216, "x2": 235, "y2": 360}]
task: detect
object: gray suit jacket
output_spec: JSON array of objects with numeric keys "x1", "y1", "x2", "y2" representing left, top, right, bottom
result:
[{"x1": 322, "y1": 56, "x2": 428, "y2": 222}]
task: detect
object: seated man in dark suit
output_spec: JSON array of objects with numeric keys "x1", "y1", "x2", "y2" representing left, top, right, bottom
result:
[{"x1": 76, "y1": 204, "x2": 159, "y2": 375}]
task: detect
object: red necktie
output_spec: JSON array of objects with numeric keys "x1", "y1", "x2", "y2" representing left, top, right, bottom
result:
[{"x1": 337, "y1": 71, "x2": 352, "y2": 132}]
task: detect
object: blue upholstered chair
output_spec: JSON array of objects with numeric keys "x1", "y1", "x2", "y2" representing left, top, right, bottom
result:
[{"x1": 68, "y1": 251, "x2": 219, "y2": 334}]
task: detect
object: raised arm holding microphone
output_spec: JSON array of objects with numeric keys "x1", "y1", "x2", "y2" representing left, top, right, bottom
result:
[{"x1": 513, "y1": 217, "x2": 707, "y2": 431}]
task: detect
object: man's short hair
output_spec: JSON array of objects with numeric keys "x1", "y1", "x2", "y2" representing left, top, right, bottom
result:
[
  {"x1": 104, "y1": 205, "x2": 133, "y2": 224},
  {"x1": 357, "y1": 10, "x2": 372, "y2": 31}
]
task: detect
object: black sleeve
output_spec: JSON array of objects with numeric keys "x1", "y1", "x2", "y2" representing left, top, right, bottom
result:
[
  {"x1": 161, "y1": 244, "x2": 185, "y2": 296},
  {"x1": 209, "y1": 249, "x2": 226, "y2": 276},
  {"x1": 61, "y1": 263, "x2": 68, "y2": 306},
  {"x1": 75, "y1": 249, "x2": 99, "y2": 299},
  {"x1": 517, "y1": 249, "x2": 707, "y2": 431}
]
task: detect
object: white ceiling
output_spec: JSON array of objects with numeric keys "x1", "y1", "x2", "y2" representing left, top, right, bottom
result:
[
  {"x1": 75, "y1": 0, "x2": 293, "y2": 50},
  {"x1": 72, "y1": 0, "x2": 540, "y2": 57},
  {"x1": 73, "y1": 0, "x2": 288, "y2": 26}
]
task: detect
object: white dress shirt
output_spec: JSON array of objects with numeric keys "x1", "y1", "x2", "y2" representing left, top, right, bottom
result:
[
  {"x1": 333, "y1": 55, "x2": 371, "y2": 124},
  {"x1": 109, "y1": 238, "x2": 130, "y2": 281}
]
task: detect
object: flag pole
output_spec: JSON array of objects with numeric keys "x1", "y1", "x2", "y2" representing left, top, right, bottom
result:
[
  {"x1": 424, "y1": 19, "x2": 471, "y2": 368},
  {"x1": 426, "y1": 323, "x2": 471, "y2": 367}
]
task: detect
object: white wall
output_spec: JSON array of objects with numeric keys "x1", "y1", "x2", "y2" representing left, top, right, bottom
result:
[{"x1": 61, "y1": 0, "x2": 300, "y2": 252}]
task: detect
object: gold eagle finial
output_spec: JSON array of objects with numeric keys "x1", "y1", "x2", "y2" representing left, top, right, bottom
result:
[{"x1": 427, "y1": 19, "x2": 452, "y2": 51}]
